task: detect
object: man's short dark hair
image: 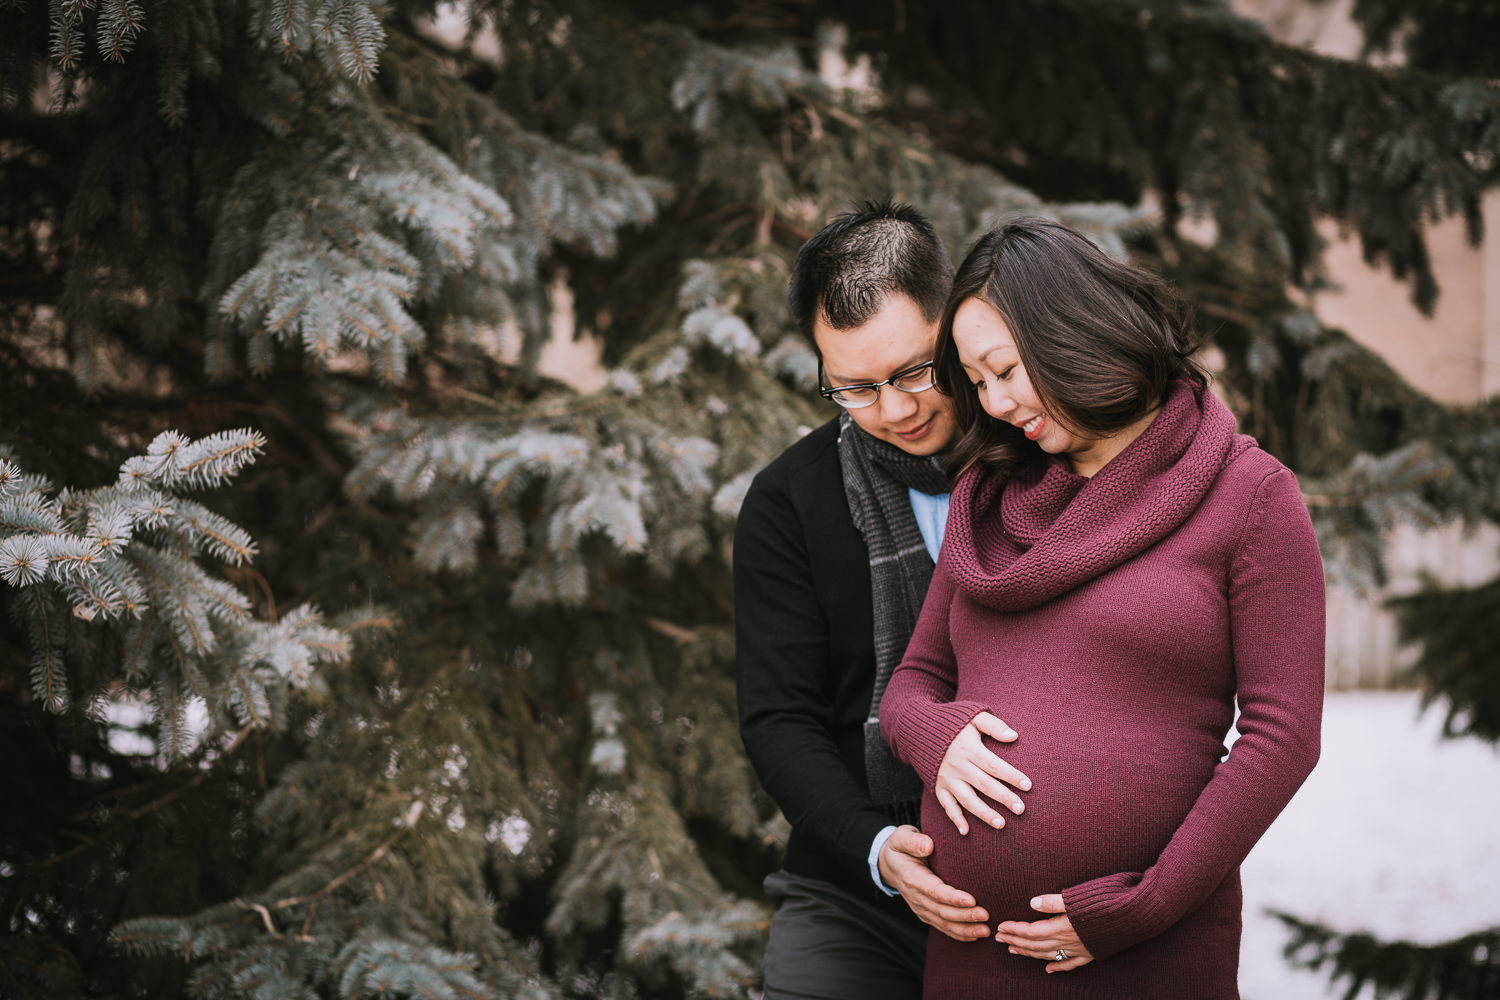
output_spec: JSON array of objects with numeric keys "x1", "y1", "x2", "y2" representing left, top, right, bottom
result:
[{"x1": 788, "y1": 201, "x2": 954, "y2": 352}]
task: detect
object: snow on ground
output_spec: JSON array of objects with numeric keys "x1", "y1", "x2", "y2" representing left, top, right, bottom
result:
[{"x1": 1237, "y1": 690, "x2": 1500, "y2": 1000}]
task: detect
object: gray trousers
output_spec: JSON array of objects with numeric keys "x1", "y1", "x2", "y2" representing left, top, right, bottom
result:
[{"x1": 760, "y1": 870, "x2": 926, "y2": 1000}]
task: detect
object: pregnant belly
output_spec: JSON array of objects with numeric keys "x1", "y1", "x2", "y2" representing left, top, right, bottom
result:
[{"x1": 924, "y1": 740, "x2": 1219, "y2": 924}]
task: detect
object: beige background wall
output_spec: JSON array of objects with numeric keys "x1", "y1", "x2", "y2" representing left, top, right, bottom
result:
[
  {"x1": 1312, "y1": 197, "x2": 1500, "y2": 404},
  {"x1": 1235, "y1": 0, "x2": 1500, "y2": 686}
]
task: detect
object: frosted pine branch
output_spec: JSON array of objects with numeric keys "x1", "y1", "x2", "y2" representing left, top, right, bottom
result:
[
  {"x1": 0, "y1": 534, "x2": 50, "y2": 586},
  {"x1": 1, "y1": 434, "x2": 349, "y2": 747}
]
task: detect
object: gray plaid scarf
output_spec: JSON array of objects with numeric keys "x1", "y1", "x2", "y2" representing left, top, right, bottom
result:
[{"x1": 837, "y1": 412, "x2": 950, "y2": 811}]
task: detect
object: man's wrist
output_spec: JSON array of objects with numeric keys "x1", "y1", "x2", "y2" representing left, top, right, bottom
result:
[{"x1": 867, "y1": 825, "x2": 900, "y2": 896}]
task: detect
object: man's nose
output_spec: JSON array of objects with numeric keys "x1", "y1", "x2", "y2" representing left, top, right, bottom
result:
[{"x1": 879, "y1": 385, "x2": 919, "y2": 423}]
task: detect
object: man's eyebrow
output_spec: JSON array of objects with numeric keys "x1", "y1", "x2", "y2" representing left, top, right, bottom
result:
[{"x1": 826, "y1": 350, "x2": 929, "y2": 386}]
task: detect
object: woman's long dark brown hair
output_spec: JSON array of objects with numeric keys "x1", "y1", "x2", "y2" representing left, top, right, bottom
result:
[{"x1": 935, "y1": 217, "x2": 1207, "y2": 482}]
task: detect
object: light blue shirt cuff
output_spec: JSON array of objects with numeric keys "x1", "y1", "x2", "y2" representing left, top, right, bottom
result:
[{"x1": 868, "y1": 824, "x2": 900, "y2": 896}]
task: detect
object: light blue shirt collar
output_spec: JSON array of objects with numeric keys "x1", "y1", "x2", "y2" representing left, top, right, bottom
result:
[{"x1": 907, "y1": 487, "x2": 950, "y2": 563}]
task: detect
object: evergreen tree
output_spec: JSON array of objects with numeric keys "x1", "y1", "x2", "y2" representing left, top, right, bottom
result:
[{"x1": 0, "y1": 1, "x2": 1496, "y2": 997}]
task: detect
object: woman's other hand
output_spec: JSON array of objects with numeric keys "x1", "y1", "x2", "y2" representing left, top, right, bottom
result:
[
  {"x1": 934, "y1": 711, "x2": 1031, "y2": 835},
  {"x1": 995, "y1": 894, "x2": 1094, "y2": 972}
]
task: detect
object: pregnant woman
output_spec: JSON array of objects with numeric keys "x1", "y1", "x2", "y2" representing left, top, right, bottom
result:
[{"x1": 880, "y1": 217, "x2": 1325, "y2": 998}]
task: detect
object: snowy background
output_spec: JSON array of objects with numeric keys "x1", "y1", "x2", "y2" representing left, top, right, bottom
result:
[{"x1": 1238, "y1": 690, "x2": 1500, "y2": 999}]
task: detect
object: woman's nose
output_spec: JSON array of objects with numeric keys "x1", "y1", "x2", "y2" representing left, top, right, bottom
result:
[{"x1": 982, "y1": 383, "x2": 1014, "y2": 418}]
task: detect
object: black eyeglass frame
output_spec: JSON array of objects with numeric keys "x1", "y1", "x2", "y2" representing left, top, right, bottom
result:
[{"x1": 817, "y1": 359, "x2": 938, "y2": 409}]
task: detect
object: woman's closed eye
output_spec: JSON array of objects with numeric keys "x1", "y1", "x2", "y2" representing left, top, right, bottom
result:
[{"x1": 972, "y1": 366, "x2": 1014, "y2": 389}]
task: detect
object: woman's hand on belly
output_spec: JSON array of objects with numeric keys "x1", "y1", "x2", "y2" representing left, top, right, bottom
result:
[
  {"x1": 995, "y1": 894, "x2": 1094, "y2": 973},
  {"x1": 934, "y1": 711, "x2": 1032, "y2": 835}
]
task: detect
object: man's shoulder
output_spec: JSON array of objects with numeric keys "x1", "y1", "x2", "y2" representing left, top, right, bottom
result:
[
  {"x1": 737, "y1": 416, "x2": 852, "y2": 543},
  {"x1": 749, "y1": 416, "x2": 843, "y2": 493}
]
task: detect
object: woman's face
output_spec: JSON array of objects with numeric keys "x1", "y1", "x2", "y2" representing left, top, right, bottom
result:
[{"x1": 951, "y1": 296, "x2": 1087, "y2": 460}]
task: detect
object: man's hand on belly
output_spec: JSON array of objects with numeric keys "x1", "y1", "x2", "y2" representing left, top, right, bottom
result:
[
  {"x1": 935, "y1": 711, "x2": 1031, "y2": 835},
  {"x1": 879, "y1": 825, "x2": 992, "y2": 941}
]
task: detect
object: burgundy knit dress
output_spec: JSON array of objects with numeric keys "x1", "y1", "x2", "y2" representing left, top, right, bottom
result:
[{"x1": 880, "y1": 380, "x2": 1325, "y2": 999}]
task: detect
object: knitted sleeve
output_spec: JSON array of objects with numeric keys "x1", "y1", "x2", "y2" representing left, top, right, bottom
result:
[
  {"x1": 1062, "y1": 465, "x2": 1325, "y2": 960},
  {"x1": 880, "y1": 554, "x2": 990, "y2": 787}
]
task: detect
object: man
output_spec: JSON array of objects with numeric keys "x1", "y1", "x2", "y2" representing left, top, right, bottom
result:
[{"x1": 734, "y1": 202, "x2": 1027, "y2": 999}]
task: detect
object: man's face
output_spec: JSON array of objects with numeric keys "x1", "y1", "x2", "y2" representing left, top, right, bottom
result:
[{"x1": 814, "y1": 294, "x2": 959, "y2": 456}]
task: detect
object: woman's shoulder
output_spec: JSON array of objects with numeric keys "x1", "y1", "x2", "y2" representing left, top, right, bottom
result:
[
  {"x1": 1218, "y1": 435, "x2": 1299, "y2": 493},
  {"x1": 1187, "y1": 436, "x2": 1308, "y2": 543},
  {"x1": 1208, "y1": 437, "x2": 1314, "y2": 546}
]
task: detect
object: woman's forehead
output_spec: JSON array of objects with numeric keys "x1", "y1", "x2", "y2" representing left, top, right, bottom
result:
[{"x1": 952, "y1": 298, "x2": 1019, "y2": 364}]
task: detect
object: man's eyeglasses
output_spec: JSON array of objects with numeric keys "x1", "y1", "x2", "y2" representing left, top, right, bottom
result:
[{"x1": 818, "y1": 360, "x2": 937, "y2": 409}]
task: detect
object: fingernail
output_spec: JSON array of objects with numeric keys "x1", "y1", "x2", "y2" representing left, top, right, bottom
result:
[
  {"x1": 1029, "y1": 897, "x2": 1041, "y2": 908},
  {"x1": 1020, "y1": 778, "x2": 1031, "y2": 790},
  {"x1": 1013, "y1": 801, "x2": 1024, "y2": 814},
  {"x1": 1003, "y1": 729, "x2": 1017, "y2": 739},
  {"x1": 991, "y1": 816, "x2": 1003, "y2": 828},
  {"x1": 1008, "y1": 947, "x2": 1018, "y2": 955}
]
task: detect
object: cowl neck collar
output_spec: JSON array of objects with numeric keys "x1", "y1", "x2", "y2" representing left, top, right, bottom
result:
[{"x1": 946, "y1": 379, "x2": 1251, "y2": 612}]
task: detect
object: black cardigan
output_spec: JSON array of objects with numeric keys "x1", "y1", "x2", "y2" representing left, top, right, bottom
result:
[{"x1": 734, "y1": 417, "x2": 920, "y2": 914}]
